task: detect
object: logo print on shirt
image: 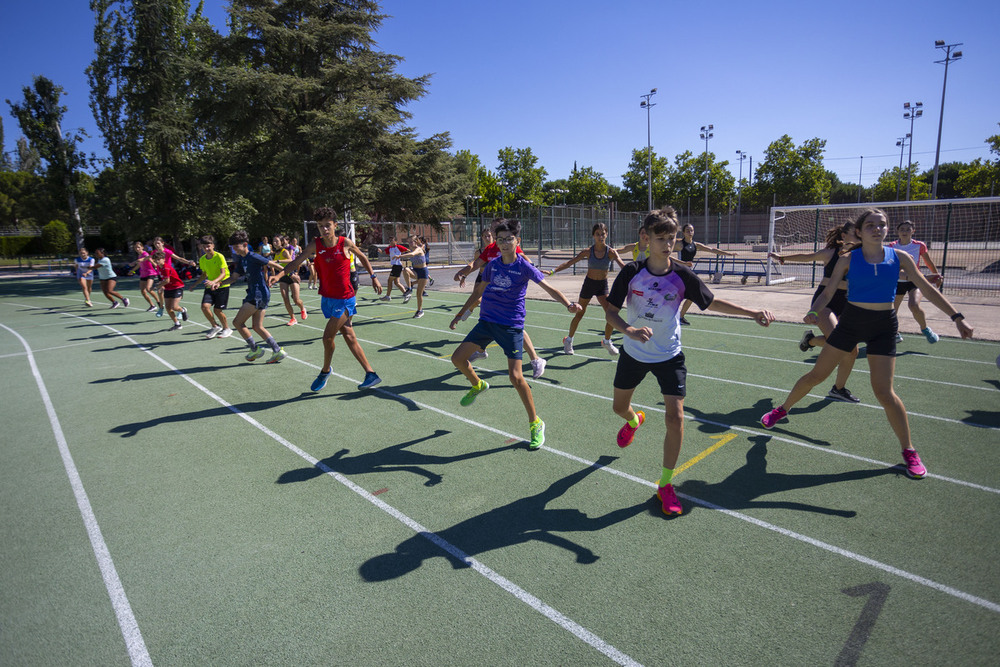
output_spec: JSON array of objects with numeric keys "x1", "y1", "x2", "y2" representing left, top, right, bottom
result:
[{"x1": 493, "y1": 271, "x2": 513, "y2": 289}]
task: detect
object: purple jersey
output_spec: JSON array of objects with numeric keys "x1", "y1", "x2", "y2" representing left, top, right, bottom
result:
[
  {"x1": 607, "y1": 259, "x2": 714, "y2": 362},
  {"x1": 478, "y1": 254, "x2": 545, "y2": 328}
]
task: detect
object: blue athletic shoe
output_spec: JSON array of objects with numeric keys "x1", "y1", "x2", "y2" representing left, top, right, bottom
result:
[
  {"x1": 311, "y1": 370, "x2": 331, "y2": 392},
  {"x1": 358, "y1": 372, "x2": 381, "y2": 390}
]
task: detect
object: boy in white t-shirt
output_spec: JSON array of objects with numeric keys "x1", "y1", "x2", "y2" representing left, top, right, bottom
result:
[{"x1": 606, "y1": 208, "x2": 774, "y2": 516}]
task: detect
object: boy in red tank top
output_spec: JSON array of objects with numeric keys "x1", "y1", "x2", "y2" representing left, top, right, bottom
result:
[{"x1": 276, "y1": 207, "x2": 384, "y2": 392}]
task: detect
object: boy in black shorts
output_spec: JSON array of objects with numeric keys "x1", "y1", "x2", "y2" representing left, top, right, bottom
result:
[{"x1": 193, "y1": 235, "x2": 233, "y2": 339}]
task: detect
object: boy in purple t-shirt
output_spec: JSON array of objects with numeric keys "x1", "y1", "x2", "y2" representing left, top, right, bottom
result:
[{"x1": 449, "y1": 219, "x2": 581, "y2": 450}]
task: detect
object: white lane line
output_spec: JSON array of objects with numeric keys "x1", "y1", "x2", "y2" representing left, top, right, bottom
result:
[{"x1": 0, "y1": 323, "x2": 152, "y2": 667}]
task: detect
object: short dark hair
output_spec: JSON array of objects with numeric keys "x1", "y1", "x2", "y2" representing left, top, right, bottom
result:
[
  {"x1": 229, "y1": 230, "x2": 249, "y2": 246},
  {"x1": 313, "y1": 207, "x2": 338, "y2": 223},
  {"x1": 642, "y1": 208, "x2": 679, "y2": 237},
  {"x1": 199, "y1": 235, "x2": 215, "y2": 245},
  {"x1": 896, "y1": 219, "x2": 915, "y2": 230},
  {"x1": 493, "y1": 218, "x2": 521, "y2": 237},
  {"x1": 151, "y1": 250, "x2": 166, "y2": 261}
]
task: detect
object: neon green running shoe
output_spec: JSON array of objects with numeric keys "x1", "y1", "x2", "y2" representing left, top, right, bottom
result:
[
  {"x1": 529, "y1": 418, "x2": 545, "y2": 450},
  {"x1": 245, "y1": 347, "x2": 266, "y2": 362},
  {"x1": 460, "y1": 380, "x2": 489, "y2": 406}
]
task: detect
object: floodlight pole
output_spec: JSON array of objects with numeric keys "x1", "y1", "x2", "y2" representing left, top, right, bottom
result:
[
  {"x1": 931, "y1": 41, "x2": 963, "y2": 199},
  {"x1": 903, "y1": 102, "x2": 922, "y2": 201},
  {"x1": 640, "y1": 88, "x2": 657, "y2": 211},
  {"x1": 735, "y1": 150, "x2": 747, "y2": 235},
  {"x1": 700, "y1": 124, "x2": 714, "y2": 232},
  {"x1": 895, "y1": 135, "x2": 910, "y2": 201}
]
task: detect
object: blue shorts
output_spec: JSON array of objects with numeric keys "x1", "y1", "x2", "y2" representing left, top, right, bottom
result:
[
  {"x1": 243, "y1": 286, "x2": 269, "y2": 310},
  {"x1": 464, "y1": 320, "x2": 524, "y2": 360},
  {"x1": 321, "y1": 295, "x2": 357, "y2": 320}
]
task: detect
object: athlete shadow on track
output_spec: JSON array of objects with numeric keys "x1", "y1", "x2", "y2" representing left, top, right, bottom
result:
[
  {"x1": 336, "y1": 370, "x2": 459, "y2": 412},
  {"x1": 963, "y1": 409, "x2": 1000, "y2": 428},
  {"x1": 107, "y1": 393, "x2": 324, "y2": 437},
  {"x1": 675, "y1": 437, "x2": 893, "y2": 518},
  {"x1": 276, "y1": 429, "x2": 515, "y2": 487},
  {"x1": 684, "y1": 401, "x2": 837, "y2": 448},
  {"x1": 377, "y1": 337, "x2": 456, "y2": 357},
  {"x1": 90, "y1": 365, "x2": 227, "y2": 383},
  {"x1": 359, "y1": 455, "x2": 646, "y2": 581}
]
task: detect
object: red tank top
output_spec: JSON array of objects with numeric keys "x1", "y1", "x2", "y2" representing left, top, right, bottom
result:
[{"x1": 314, "y1": 236, "x2": 354, "y2": 299}]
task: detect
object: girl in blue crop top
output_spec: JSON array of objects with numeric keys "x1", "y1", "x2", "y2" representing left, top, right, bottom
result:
[
  {"x1": 760, "y1": 209, "x2": 974, "y2": 481},
  {"x1": 548, "y1": 222, "x2": 626, "y2": 356}
]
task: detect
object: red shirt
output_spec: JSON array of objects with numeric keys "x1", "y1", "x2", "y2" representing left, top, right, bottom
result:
[
  {"x1": 314, "y1": 236, "x2": 354, "y2": 299},
  {"x1": 160, "y1": 264, "x2": 184, "y2": 290},
  {"x1": 478, "y1": 242, "x2": 524, "y2": 263}
]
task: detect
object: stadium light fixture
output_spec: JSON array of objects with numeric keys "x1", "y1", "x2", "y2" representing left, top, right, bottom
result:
[
  {"x1": 931, "y1": 41, "x2": 963, "y2": 199},
  {"x1": 640, "y1": 88, "x2": 657, "y2": 211},
  {"x1": 902, "y1": 103, "x2": 922, "y2": 201},
  {"x1": 700, "y1": 125, "x2": 714, "y2": 230}
]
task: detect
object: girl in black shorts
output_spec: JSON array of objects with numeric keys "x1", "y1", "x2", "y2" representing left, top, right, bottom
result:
[
  {"x1": 769, "y1": 220, "x2": 862, "y2": 402},
  {"x1": 761, "y1": 209, "x2": 974, "y2": 480},
  {"x1": 674, "y1": 223, "x2": 737, "y2": 325},
  {"x1": 548, "y1": 223, "x2": 626, "y2": 356}
]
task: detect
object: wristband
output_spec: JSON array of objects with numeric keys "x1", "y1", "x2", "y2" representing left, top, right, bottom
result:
[
  {"x1": 806, "y1": 310, "x2": 818, "y2": 317},
  {"x1": 951, "y1": 312, "x2": 964, "y2": 322}
]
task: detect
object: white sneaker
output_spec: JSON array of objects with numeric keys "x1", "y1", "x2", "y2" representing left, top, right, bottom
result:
[
  {"x1": 530, "y1": 357, "x2": 547, "y2": 379},
  {"x1": 413, "y1": 310, "x2": 424, "y2": 318},
  {"x1": 469, "y1": 350, "x2": 488, "y2": 362},
  {"x1": 206, "y1": 325, "x2": 222, "y2": 339},
  {"x1": 563, "y1": 336, "x2": 574, "y2": 355},
  {"x1": 380, "y1": 295, "x2": 391, "y2": 302},
  {"x1": 402, "y1": 291, "x2": 412, "y2": 303},
  {"x1": 218, "y1": 328, "x2": 233, "y2": 338},
  {"x1": 601, "y1": 339, "x2": 619, "y2": 356}
]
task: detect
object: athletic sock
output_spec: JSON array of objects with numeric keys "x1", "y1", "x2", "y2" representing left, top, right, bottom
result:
[
  {"x1": 627, "y1": 413, "x2": 641, "y2": 428},
  {"x1": 245, "y1": 337, "x2": 257, "y2": 350},
  {"x1": 658, "y1": 467, "x2": 674, "y2": 487},
  {"x1": 265, "y1": 336, "x2": 280, "y2": 352}
]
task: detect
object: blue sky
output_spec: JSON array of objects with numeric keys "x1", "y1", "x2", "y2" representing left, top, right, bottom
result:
[{"x1": 3, "y1": 0, "x2": 998, "y2": 190}]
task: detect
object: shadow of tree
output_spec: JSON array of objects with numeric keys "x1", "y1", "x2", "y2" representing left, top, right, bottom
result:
[{"x1": 359, "y1": 455, "x2": 645, "y2": 581}]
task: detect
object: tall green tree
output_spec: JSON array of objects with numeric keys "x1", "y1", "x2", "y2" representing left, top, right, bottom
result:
[
  {"x1": 7, "y1": 76, "x2": 89, "y2": 248},
  {"x1": 621, "y1": 147, "x2": 669, "y2": 210},
  {"x1": 0, "y1": 118, "x2": 12, "y2": 171},
  {"x1": 495, "y1": 147, "x2": 548, "y2": 209},
  {"x1": 871, "y1": 164, "x2": 929, "y2": 202},
  {"x1": 752, "y1": 135, "x2": 830, "y2": 207},
  {"x1": 567, "y1": 165, "x2": 610, "y2": 205},
  {"x1": 202, "y1": 0, "x2": 431, "y2": 227},
  {"x1": 659, "y1": 150, "x2": 734, "y2": 218},
  {"x1": 956, "y1": 130, "x2": 1000, "y2": 197}
]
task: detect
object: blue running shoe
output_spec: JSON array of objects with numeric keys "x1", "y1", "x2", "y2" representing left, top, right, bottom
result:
[
  {"x1": 311, "y1": 370, "x2": 331, "y2": 391},
  {"x1": 358, "y1": 372, "x2": 381, "y2": 390}
]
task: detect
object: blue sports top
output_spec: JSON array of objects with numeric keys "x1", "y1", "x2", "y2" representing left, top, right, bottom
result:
[
  {"x1": 479, "y1": 254, "x2": 546, "y2": 328},
  {"x1": 587, "y1": 246, "x2": 612, "y2": 271},
  {"x1": 846, "y1": 246, "x2": 900, "y2": 304},
  {"x1": 235, "y1": 251, "x2": 271, "y2": 301}
]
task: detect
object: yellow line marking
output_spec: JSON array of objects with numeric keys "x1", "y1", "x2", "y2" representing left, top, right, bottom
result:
[{"x1": 674, "y1": 432, "x2": 738, "y2": 477}]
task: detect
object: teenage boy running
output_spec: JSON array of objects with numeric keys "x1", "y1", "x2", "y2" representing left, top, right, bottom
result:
[
  {"x1": 194, "y1": 235, "x2": 233, "y2": 339},
  {"x1": 150, "y1": 250, "x2": 188, "y2": 331},
  {"x1": 274, "y1": 208, "x2": 384, "y2": 391},
  {"x1": 606, "y1": 208, "x2": 775, "y2": 515},
  {"x1": 224, "y1": 230, "x2": 288, "y2": 363},
  {"x1": 449, "y1": 219, "x2": 582, "y2": 450}
]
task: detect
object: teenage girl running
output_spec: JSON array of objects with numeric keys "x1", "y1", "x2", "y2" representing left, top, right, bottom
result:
[
  {"x1": 75, "y1": 247, "x2": 95, "y2": 306},
  {"x1": 760, "y1": 208, "x2": 974, "y2": 479},
  {"x1": 127, "y1": 240, "x2": 161, "y2": 311},
  {"x1": 275, "y1": 236, "x2": 308, "y2": 325},
  {"x1": 769, "y1": 220, "x2": 863, "y2": 403},
  {"x1": 674, "y1": 223, "x2": 737, "y2": 325},
  {"x1": 548, "y1": 222, "x2": 626, "y2": 356},
  {"x1": 398, "y1": 235, "x2": 430, "y2": 318},
  {"x1": 889, "y1": 219, "x2": 942, "y2": 344}
]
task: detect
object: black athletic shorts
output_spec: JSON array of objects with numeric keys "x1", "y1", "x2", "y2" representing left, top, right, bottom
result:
[
  {"x1": 201, "y1": 287, "x2": 230, "y2": 310},
  {"x1": 613, "y1": 348, "x2": 687, "y2": 397},
  {"x1": 895, "y1": 281, "x2": 916, "y2": 296},
  {"x1": 826, "y1": 304, "x2": 897, "y2": 357},
  {"x1": 812, "y1": 286, "x2": 848, "y2": 318},
  {"x1": 579, "y1": 276, "x2": 609, "y2": 300},
  {"x1": 390, "y1": 265, "x2": 403, "y2": 278}
]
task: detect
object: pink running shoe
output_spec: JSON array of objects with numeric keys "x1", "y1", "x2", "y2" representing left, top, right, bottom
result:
[
  {"x1": 617, "y1": 411, "x2": 645, "y2": 448},
  {"x1": 760, "y1": 406, "x2": 787, "y2": 429},
  {"x1": 901, "y1": 448, "x2": 927, "y2": 479},
  {"x1": 657, "y1": 483, "x2": 682, "y2": 515}
]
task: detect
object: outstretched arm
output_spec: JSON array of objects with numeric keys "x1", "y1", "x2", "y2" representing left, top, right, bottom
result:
[
  {"x1": 548, "y1": 248, "x2": 589, "y2": 276},
  {"x1": 899, "y1": 252, "x2": 973, "y2": 338},
  {"x1": 706, "y1": 298, "x2": 774, "y2": 327}
]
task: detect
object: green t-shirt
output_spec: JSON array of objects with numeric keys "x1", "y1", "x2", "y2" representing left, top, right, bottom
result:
[{"x1": 199, "y1": 251, "x2": 231, "y2": 286}]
